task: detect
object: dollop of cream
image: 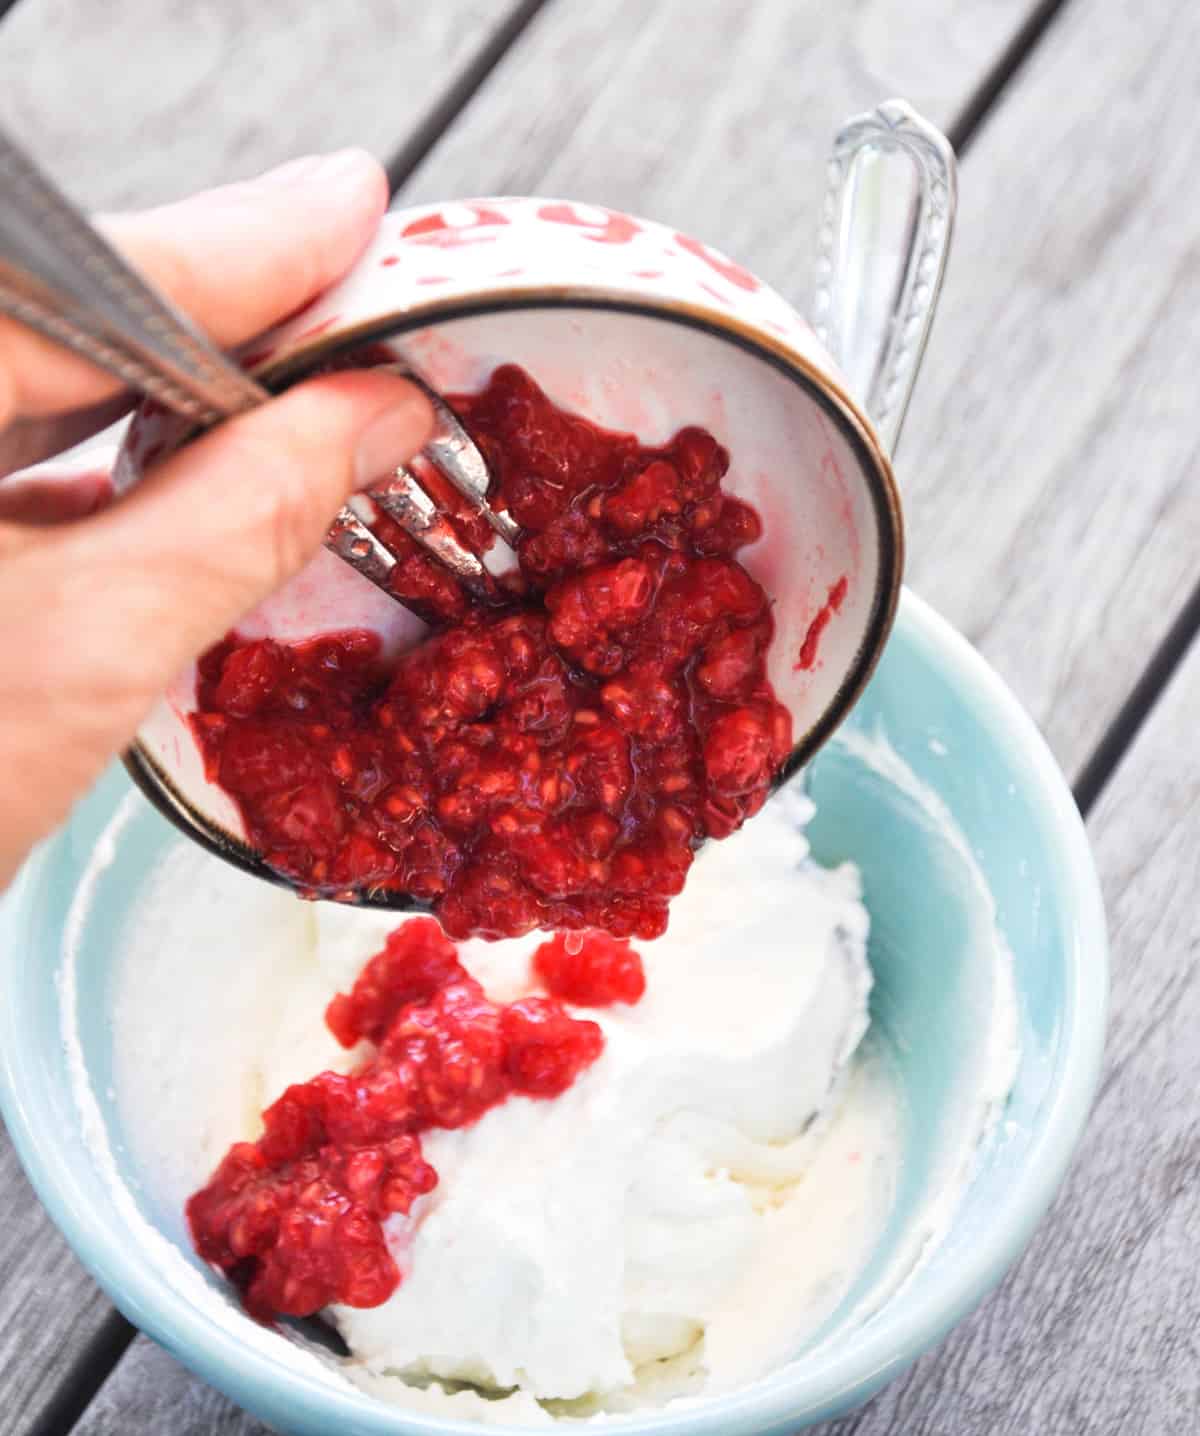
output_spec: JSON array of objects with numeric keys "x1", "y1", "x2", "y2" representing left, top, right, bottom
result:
[{"x1": 320, "y1": 788, "x2": 875, "y2": 1402}]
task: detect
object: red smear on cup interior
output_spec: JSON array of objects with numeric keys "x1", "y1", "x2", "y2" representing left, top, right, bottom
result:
[{"x1": 795, "y1": 576, "x2": 849, "y2": 672}]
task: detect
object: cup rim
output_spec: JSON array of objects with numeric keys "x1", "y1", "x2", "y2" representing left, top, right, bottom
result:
[
  {"x1": 121, "y1": 288, "x2": 905, "y2": 903},
  {"x1": 0, "y1": 588, "x2": 1108, "y2": 1436}
]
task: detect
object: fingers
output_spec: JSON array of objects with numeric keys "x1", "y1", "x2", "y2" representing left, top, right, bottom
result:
[
  {"x1": 0, "y1": 396, "x2": 133, "y2": 478},
  {"x1": 0, "y1": 149, "x2": 388, "y2": 423},
  {"x1": 0, "y1": 369, "x2": 432, "y2": 886},
  {"x1": 106, "y1": 150, "x2": 389, "y2": 351},
  {"x1": 0, "y1": 469, "x2": 112, "y2": 524},
  {"x1": 52, "y1": 368, "x2": 432, "y2": 683}
]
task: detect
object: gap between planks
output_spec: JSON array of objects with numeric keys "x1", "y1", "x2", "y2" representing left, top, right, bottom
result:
[
  {"x1": 22, "y1": 1313, "x2": 134, "y2": 1436},
  {"x1": 384, "y1": 0, "x2": 556, "y2": 194},
  {"x1": 1072, "y1": 573, "x2": 1200, "y2": 817},
  {"x1": 947, "y1": 0, "x2": 1073, "y2": 154}
]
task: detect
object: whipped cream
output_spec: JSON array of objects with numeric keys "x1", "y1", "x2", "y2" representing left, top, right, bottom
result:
[
  {"x1": 326, "y1": 795, "x2": 879, "y2": 1403},
  {"x1": 65, "y1": 731, "x2": 1019, "y2": 1422},
  {"x1": 109, "y1": 783, "x2": 888, "y2": 1409}
]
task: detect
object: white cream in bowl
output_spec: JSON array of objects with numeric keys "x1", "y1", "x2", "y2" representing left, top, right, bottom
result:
[{"x1": 64, "y1": 737, "x2": 1018, "y2": 1422}]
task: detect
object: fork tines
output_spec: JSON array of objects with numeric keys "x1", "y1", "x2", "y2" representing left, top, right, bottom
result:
[{"x1": 323, "y1": 364, "x2": 518, "y2": 614}]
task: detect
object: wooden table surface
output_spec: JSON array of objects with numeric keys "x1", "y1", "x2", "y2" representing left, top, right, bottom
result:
[{"x1": 2, "y1": 1, "x2": 1197, "y2": 1432}]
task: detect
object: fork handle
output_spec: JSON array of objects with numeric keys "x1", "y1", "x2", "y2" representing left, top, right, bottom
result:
[
  {"x1": 0, "y1": 128, "x2": 448, "y2": 618},
  {"x1": 0, "y1": 125, "x2": 267, "y2": 425}
]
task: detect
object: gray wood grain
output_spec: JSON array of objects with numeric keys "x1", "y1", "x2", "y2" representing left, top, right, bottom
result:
[
  {"x1": 402, "y1": 0, "x2": 1025, "y2": 285},
  {"x1": 0, "y1": 1143, "x2": 114, "y2": 1435},
  {"x1": 69, "y1": 1339, "x2": 264, "y2": 1436},
  {"x1": 0, "y1": 0, "x2": 522, "y2": 210},
  {"x1": 894, "y1": 0, "x2": 1200, "y2": 772}
]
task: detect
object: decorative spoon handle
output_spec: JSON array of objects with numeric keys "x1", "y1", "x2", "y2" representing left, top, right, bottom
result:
[{"x1": 812, "y1": 98, "x2": 957, "y2": 458}]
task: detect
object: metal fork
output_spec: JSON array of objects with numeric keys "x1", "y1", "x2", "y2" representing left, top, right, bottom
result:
[{"x1": 0, "y1": 125, "x2": 514, "y2": 609}]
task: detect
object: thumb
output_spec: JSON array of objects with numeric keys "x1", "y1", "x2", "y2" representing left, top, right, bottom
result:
[
  {"x1": 60, "y1": 368, "x2": 433, "y2": 682},
  {"x1": 0, "y1": 368, "x2": 432, "y2": 882}
]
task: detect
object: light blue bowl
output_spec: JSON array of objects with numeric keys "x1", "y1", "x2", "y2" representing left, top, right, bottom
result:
[{"x1": 0, "y1": 590, "x2": 1107, "y2": 1435}]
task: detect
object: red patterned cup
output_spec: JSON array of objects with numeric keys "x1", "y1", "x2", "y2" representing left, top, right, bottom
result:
[{"x1": 119, "y1": 100, "x2": 956, "y2": 897}]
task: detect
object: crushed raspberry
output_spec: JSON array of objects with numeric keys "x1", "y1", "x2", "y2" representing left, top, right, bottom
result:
[
  {"x1": 190, "y1": 365, "x2": 794, "y2": 940},
  {"x1": 188, "y1": 918, "x2": 605, "y2": 1321},
  {"x1": 703, "y1": 705, "x2": 781, "y2": 796},
  {"x1": 533, "y1": 931, "x2": 646, "y2": 1006},
  {"x1": 325, "y1": 917, "x2": 461, "y2": 1047},
  {"x1": 502, "y1": 997, "x2": 605, "y2": 1095}
]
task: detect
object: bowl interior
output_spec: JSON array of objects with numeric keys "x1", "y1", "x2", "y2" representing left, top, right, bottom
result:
[
  {"x1": 0, "y1": 592, "x2": 1105, "y2": 1435},
  {"x1": 133, "y1": 305, "x2": 896, "y2": 859}
]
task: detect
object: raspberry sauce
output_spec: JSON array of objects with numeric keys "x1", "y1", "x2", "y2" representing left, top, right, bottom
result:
[
  {"x1": 187, "y1": 917, "x2": 608, "y2": 1320},
  {"x1": 532, "y1": 931, "x2": 646, "y2": 1006},
  {"x1": 190, "y1": 365, "x2": 791, "y2": 941}
]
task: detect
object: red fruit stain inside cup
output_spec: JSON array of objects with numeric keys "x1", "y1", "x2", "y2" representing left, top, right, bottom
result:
[
  {"x1": 189, "y1": 364, "x2": 795, "y2": 941},
  {"x1": 795, "y1": 575, "x2": 849, "y2": 672}
]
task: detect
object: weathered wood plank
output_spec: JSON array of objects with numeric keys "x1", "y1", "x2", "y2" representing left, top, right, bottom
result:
[
  {"x1": 401, "y1": 0, "x2": 1026, "y2": 280},
  {"x1": 893, "y1": 0, "x2": 1200, "y2": 772},
  {"x1": 0, "y1": 1144, "x2": 114, "y2": 1435},
  {"x1": 69, "y1": 1339, "x2": 261, "y2": 1436},
  {"x1": 0, "y1": 0, "x2": 524, "y2": 210},
  {"x1": 746, "y1": 0, "x2": 1200, "y2": 1429}
]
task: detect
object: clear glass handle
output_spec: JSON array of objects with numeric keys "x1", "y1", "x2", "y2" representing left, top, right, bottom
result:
[{"x1": 811, "y1": 99, "x2": 957, "y2": 459}]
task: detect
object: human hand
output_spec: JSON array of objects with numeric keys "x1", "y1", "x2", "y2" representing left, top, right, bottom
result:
[{"x1": 0, "y1": 151, "x2": 433, "y2": 888}]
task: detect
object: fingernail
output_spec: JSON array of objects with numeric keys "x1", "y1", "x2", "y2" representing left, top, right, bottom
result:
[
  {"x1": 354, "y1": 391, "x2": 434, "y2": 491},
  {"x1": 259, "y1": 150, "x2": 375, "y2": 191},
  {"x1": 258, "y1": 154, "x2": 327, "y2": 188},
  {"x1": 315, "y1": 148, "x2": 378, "y2": 183}
]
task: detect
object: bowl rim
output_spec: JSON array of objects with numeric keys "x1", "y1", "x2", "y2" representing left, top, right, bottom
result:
[
  {"x1": 0, "y1": 589, "x2": 1108, "y2": 1435},
  {"x1": 120, "y1": 289, "x2": 904, "y2": 907}
]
